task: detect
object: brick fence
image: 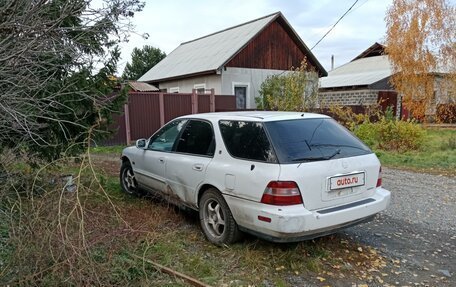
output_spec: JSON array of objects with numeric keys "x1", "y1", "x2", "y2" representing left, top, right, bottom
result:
[{"x1": 318, "y1": 89, "x2": 400, "y2": 117}]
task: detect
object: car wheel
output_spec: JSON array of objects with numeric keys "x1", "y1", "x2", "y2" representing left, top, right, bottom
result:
[
  {"x1": 120, "y1": 161, "x2": 138, "y2": 195},
  {"x1": 199, "y1": 188, "x2": 241, "y2": 245}
]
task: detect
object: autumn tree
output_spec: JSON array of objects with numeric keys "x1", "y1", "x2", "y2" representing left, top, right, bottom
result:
[
  {"x1": 256, "y1": 60, "x2": 319, "y2": 112},
  {"x1": 385, "y1": 0, "x2": 456, "y2": 120},
  {"x1": 122, "y1": 45, "x2": 166, "y2": 80}
]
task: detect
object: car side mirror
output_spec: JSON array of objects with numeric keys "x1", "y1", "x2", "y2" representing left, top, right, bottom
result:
[{"x1": 135, "y1": 139, "x2": 147, "y2": 149}]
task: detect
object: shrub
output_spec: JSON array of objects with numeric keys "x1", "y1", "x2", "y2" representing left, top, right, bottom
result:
[
  {"x1": 353, "y1": 121, "x2": 378, "y2": 148},
  {"x1": 436, "y1": 104, "x2": 456, "y2": 123},
  {"x1": 327, "y1": 103, "x2": 383, "y2": 130},
  {"x1": 256, "y1": 60, "x2": 319, "y2": 112},
  {"x1": 354, "y1": 118, "x2": 425, "y2": 152},
  {"x1": 378, "y1": 118, "x2": 425, "y2": 151}
]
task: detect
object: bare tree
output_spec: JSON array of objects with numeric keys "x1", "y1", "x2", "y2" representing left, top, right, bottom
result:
[{"x1": 0, "y1": 0, "x2": 144, "y2": 159}]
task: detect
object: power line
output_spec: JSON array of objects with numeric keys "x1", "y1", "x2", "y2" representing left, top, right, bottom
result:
[
  {"x1": 310, "y1": 0, "x2": 359, "y2": 51},
  {"x1": 347, "y1": 0, "x2": 370, "y2": 16}
]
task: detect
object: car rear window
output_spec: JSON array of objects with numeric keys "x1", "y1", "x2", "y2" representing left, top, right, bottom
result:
[
  {"x1": 264, "y1": 118, "x2": 372, "y2": 164},
  {"x1": 219, "y1": 120, "x2": 277, "y2": 163}
]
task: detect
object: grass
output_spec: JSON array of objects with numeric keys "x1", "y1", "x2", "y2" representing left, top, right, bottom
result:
[
  {"x1": 2, "y1": 125, "x2": 452, "y2": 286},
  {"x1": 0, "y1": 155, "x2": 390, "y2": 286},
  {"x1": 0, "y1": 217, "x2": 12, "y2": 276},
  {"x1": 375, "y1": 128, "x2": 456, "y2": 176},
  {"x1": 90, "y1": 145, "x2": 126, "y2": 156}
]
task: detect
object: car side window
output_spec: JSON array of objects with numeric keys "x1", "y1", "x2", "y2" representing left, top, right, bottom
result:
[
  {"x1": 219, "y1": 120, "x2": 276, "y2": 163},
  {"x1": 148, "y1": 120, "x2": 187, "y2": 151},
  {"x1": 176, "y1": 120, "x2": 215, "y2": 156}
]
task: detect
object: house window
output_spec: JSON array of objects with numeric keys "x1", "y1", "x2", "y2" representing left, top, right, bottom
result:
[
  {"x1": 169, "y1": 87, "x2": 179, "y2": 93},
  {"x1": 194, "y1": 84, "x2": 206, "y2": 94},
  {"x1": 232, "y1": 82, "x2": 250, "y2": 110}
]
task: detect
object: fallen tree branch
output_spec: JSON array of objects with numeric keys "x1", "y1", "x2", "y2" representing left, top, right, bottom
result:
[{"x1": 131, "y1": 254, "x2": 212, "y2": 287}]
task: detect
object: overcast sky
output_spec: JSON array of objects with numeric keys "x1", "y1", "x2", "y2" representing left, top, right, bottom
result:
[{"x1": 118, "y1": 0, "x2": 393, "y2": 74}]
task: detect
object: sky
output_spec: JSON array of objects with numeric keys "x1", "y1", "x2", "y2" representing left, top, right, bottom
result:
[{"x1": 117, "y1": 0, "x2": 394, "y2": 74}]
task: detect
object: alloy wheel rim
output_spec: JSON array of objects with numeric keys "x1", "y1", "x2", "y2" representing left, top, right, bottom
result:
[
  {"x1": 204, "y1": 199, "x2": 225, "y2": 237},
  {"x1": 123, "y1": 168, "x2": 136, "y2": 192}
]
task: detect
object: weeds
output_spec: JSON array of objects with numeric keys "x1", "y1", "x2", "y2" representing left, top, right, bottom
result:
[
  {"x1": 0, "y1": 149, "x2": 184, "y2": 286},
  {"x1": 1, "y1": 149, "x2": 391, "y2": 286},
  {"x1": 440, "y1": 134, "x2": 456, "y2": 150}
]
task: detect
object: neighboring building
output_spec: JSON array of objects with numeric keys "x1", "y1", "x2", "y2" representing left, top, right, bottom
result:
[
  {"x1": 425, "y1": 67, "x2": 455, "y2": 122},
  {"x1": 139, "y1": 12, "x2": 327, "y2": 109},
  {"x1": 320, "y1": 42, "x2": 455, "y2": 121},
  {"x1": 128, "y1": 81, "x2": 159, "y2": 92},
  {"x1": 319, "y1": 43, "x2": 398, "y2": 112}
]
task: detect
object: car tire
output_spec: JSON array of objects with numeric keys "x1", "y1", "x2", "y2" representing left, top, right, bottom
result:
[
  {"x1": 199, "y1": 188, "x2": 241, "y2": 245},
  {"x1": 120, "y1": 161, "x2": 138, "y2": 195}
]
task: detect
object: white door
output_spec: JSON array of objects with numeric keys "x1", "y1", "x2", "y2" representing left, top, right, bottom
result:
[
  {"x1": 134, "y1": 120, "x2": 187, "y2": 192},
  {"x1": 165, "y1": 120, "x2": 215, "y2": 205}
]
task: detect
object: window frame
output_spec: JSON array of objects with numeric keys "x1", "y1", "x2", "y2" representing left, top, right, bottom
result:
[
  {"x1": 147, "y1": 119, "x2": 188, "y2": 152},
  {"x1": 194, "y1": 83, "x2": 206, "y2": 94},
  {"x1": 232, "y1": 82, "x2": 250, "y2": 109},
  {"x1": 169, "y1": 87, "x2": 179, "y2": 93},
  {"x1": 174, "y1": 119, "x2": 216, "y2": 158},
  {"x1": 218, "y1": 119, "x2": 278, "y2": 164}
]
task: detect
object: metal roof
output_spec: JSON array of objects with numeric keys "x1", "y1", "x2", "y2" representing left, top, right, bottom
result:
[
  {"x1": 320, "y1": 55, "x2": 393, "y2": 89},
  {"x1": 139, "y1": 12, "x2": 327, "y2": 82},
  {"x1": 176, "y1": 111, "x2": 329, "y2": 122},
  {"x1": 128, "y1": 81, "x2": 159, "y2": 91},
  {"x1": 139, "y1": 13, "x2": 278, "y2": 82}
]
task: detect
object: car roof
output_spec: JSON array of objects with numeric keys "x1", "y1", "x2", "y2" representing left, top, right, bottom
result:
[{"x1": 176, "y1": 111, "x2": 330, "y2": 122}]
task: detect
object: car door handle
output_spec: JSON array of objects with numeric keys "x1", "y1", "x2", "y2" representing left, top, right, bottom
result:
[
  {"x1": 159, "y1": 157, "x2": 165, "y2": 163},
  {"x1": 192, "y1": 164, "x2": 204, "y2": 171}
]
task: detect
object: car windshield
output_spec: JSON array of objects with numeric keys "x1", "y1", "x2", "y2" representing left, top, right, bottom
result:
[{"x1": 264, "y1": 118, "x2": 372, "y2": 163}]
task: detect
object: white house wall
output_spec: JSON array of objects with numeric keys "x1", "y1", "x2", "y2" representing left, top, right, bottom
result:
[
  {"x1": 221, "y1": 67, "x2": 288, "y2": 108},
  {"x1": 158, "y1": 74, "x2": 222, "y2": 93}
]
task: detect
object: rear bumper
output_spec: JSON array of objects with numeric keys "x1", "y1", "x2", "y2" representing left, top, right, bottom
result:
[{"x1": 225, "y1": 188, "x2": 391, "y2": 243}]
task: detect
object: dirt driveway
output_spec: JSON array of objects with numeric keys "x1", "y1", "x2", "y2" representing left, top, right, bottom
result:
[{"x1": 343, "y1": 168, "x2": 455, "y2": 286}]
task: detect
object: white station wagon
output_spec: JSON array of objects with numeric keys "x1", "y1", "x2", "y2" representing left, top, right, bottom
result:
[{"x1": 120, "y1": 111, "x2": 391, "y2": 245}]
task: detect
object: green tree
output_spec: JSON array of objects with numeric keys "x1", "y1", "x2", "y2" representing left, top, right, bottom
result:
[
  {"x1": 256, "y1": 60, "x2": 319, "y2": 112},
  {"x1": 122, "y1": 45, "x2": 166, "y2": 80},
  {"x1": 0, "y1": 0, "x2": 144, "y2": 160}
]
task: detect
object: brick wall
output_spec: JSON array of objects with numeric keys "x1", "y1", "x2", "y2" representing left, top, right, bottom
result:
[{"x1": 318, "y1": 89, "x2": 379, "y2": 107}]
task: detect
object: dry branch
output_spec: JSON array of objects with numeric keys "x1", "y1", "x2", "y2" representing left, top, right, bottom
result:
[{"x1": 132, "y1": 254, "x2": 213, "y2": 287}]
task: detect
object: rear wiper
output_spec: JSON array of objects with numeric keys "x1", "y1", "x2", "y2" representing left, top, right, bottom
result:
[
  {"x1": 310, "y1": 143, "x2": 367, "y2": 151},
  {"x1": 292, "y1": 148, "x2": 341, "y2": 162}
]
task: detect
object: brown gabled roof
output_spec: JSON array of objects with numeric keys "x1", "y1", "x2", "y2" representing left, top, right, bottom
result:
[
  {"x1": 139, "y1": 12, "x2": 327, "y2": 83},
  {"x1": 351, "y1": 42, "x2": 386, "y2": 62}
]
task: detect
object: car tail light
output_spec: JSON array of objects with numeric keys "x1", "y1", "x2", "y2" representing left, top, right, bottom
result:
[
  {"x1": 261, "y1": 181, "x2": 303, "y2": 206},
  {"x1": 376, "y1": 166, "x2": 382, "y2": 187}
]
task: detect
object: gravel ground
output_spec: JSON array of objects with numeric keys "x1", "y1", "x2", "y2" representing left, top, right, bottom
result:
[
  {"x1": 384, "y1": 168, "x2": 456, "y2": 233},
  {"x1": 344, "y1": 167, "x2": 456, "y2": 286},
  {"x1": 96, "y1": 155, "x2": 455, "y2": 286}
]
